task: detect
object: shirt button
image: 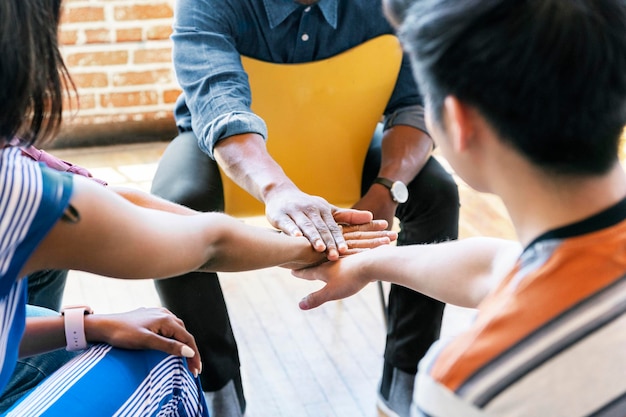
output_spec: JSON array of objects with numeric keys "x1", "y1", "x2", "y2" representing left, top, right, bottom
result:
[
  {"x1": 304, "y1": 6, "x2": 311, "y2": 12},
  {"x1": 301, "y1": 33, "x2": 309, "y2": 42}
]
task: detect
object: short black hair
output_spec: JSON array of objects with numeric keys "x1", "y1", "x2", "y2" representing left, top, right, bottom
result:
[
  {"x1": 0, "y1": 0, "x2": 73, "y2": 146},
  {"x1": 394, "y1": 0, "x2": 626, "y2": 175}
]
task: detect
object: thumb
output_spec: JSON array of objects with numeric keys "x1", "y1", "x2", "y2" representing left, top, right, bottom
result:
[{"x1": 299, "y1": 287, "x2": 332, "y2": 310}]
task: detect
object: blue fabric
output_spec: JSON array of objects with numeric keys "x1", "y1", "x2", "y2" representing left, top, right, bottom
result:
[
  {"x1": 0, "y1": 305, "x2": 77, "y2": 413},
  {"x1": 0, "y1": 149, "x2": 209, "y2": 416},
  {"x1": 171, "y1": 0, "x2": 424, "y2": 158},
  {"x1": 3, "y1": 345, "x2": 210, "y2": 417},
  {"x1": 0, "y1": 148, "x2": 73, "y2": 394}
]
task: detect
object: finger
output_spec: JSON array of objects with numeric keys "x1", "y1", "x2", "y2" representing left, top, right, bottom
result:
[
  {"x1": 341, "y1": 219, "x2": 389, "y2": 233},
  {"x1": 333, "y1": 208, "x2": 373, "y2": 225},
  {"x1": 342, "y1": 229, "x2": 397, "y2": 243},
  {"x1": 156, "y1": 322, "x2": 203, "y2": 377},
  {"x1": 343, "y1": 236, "x2": 393, "y2": 250},
  {"x1": 159, "y1": 307, "x2": 187, "y2": 328},
  {"x1": 272, "y1": 215, "x2": 304, "y2": 238},
  {"x1": 289, "y1": 211, "x2": 326, "y2": 252},
  {"x1": 153, "y1": 336, "x2": 203, "y2": 377},
  {"x1": 319, "y1": 210, "x2": 346, "y2": 258},
  {"x1": 298, "y1": 286, "x2": 334, "y2": 310}
]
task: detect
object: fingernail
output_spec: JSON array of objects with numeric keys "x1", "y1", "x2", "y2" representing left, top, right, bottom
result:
[
  {"x1": 299, "y1": 297, "x2": 309, "y2": 310},
  {"x1": 181, "y1": 345, "x2": 195, "y2": 358}
]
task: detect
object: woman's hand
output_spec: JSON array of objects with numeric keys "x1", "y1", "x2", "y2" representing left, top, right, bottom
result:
[{"x1": 84, "y1": 307, "x2": 202, "y2": 377}]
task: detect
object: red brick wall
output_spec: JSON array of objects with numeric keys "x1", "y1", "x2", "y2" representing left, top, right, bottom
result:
[{"x1": 56, "y1": 0, "x2": 180, "y2": 148}]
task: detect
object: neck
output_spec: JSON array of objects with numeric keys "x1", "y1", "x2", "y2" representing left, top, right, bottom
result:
[
  {"x1": 295, "y1": 0, "x2": 319, "y2": 5},
  {"x1": 497, "y1": 161, "x2": 626, "y2": 245}
]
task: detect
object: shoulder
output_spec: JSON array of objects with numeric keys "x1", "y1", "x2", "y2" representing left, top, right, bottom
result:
[{"x1": 0, "y1": 147, "x2": 73, "y2": 263}]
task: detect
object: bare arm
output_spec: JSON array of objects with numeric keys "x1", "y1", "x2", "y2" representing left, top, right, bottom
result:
[
  {"x1": 293, "y1": 237, "x2": 522, "y2": 309},
  {"x1": 110, "y1": 185, "x2": 197, "y2": 215},
  {"x1": 20, "y1": 308, "x2": 203, "y2": 376},
  {"x1": 215, "y1": 133, "x2": 375, "y2": 259},
  {"x1": 21, "y1": 176, "x2": 395, "y2": 278},
  {"x1": 354, "y1": 125, "x2": 433, "y2": 228}
]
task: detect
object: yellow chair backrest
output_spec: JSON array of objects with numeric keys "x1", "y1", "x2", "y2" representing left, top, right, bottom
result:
[{"x1": 221, "y1": 35, "x2": 403, "y2": 217}]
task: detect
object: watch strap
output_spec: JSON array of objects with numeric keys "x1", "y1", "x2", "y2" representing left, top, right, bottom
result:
[
  {"x1": 373, "y1": 177, "x2": 394, "y2": 189},
  {"x1": 62, "y1": 306, "x2": 92, "y2": 351}
]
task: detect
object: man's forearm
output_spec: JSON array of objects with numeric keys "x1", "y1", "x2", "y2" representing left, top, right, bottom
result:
[
  {"x1": 378, "y1": 125, "x2": 433, "y2": 183},
  {"x1": 213, "y1": 132, "x2": 298, "y2": 203}
]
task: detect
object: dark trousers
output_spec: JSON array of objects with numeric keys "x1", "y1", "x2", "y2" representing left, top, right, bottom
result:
[{"x1": 150, "y1": 126, "x2": 460, "y2": 395}]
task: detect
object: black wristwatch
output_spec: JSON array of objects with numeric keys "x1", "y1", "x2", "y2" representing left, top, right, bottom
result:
[{"x1": 373, "y1": 177, "x2": 409, "y2": 204}]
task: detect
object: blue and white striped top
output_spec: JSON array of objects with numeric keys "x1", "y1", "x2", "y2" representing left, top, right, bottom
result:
[{"x1": 0, "y1": 147, "x2": 73, "y2": 393}]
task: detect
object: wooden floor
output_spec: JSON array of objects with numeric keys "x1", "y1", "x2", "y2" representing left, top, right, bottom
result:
[{"x1": 54, "y1": 142, "x2": 516, "y2": 417}]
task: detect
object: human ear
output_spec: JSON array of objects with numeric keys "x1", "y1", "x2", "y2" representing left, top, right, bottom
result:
[{"x1": 442, "y1": 96, "x2": 474, "y2": 152}]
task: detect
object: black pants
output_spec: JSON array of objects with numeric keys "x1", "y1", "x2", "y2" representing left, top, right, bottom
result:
[{"x1": 150, "y1": 126, "x2": 460, "y2": 394}]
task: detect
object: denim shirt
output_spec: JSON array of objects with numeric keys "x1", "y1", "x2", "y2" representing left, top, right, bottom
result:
[{"x1": 173, "y1": 0, "x2": 426, "y2": 159}]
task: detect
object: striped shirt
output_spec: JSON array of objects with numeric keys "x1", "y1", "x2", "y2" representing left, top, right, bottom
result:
[
  {"x1": 0, "y1": 148, "x2": 209, "y2": 416},
  {"x1": 0, "y1": 147, "x2": 73, "y2": 393},
  {"x1": 414, "y1": 198, "x2": 626, "y2": 417}
]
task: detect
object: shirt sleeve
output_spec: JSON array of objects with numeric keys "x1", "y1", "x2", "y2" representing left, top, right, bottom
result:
[
  {"x1": 383, "y1": 53, "x2": 429, "y2": 135},
  {"x1": 383, "y1": 104, "x2": 428, "y2": 135},
  {"x1": 171, "y1": 0, "x2": 267, "y2": 159}
]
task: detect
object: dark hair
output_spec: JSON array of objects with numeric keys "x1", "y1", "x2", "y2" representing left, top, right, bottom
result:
[
  {"x1": 394, "y1": 0, "x2": 626, "y2": 176},
  {"x1": 0, "y1": 0, "x2": 74, "y2": 146}
]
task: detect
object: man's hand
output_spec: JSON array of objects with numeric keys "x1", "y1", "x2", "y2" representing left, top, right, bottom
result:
[
  {"x1": 85, "y1": 307, "x2": 202, "y2": 377},
  {"x1": 266, "y1": 188, "x2": 379, "y2": 260},
  {"x1": 352, "y1": 186, "x2": 398, "y2": 231}
]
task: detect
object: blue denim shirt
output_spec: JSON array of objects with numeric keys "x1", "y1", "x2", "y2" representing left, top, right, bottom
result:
[{"x1": 173, "y1": 0, "x2": 426, "y2": 159}]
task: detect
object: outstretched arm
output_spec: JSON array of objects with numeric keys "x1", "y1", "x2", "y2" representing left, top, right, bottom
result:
[
  {"x1": 22, "y1": 176, "x2": 396, "y2": 278},
  {"x1": 293, "y1": 237, "x2": 521, "y2": 309}
]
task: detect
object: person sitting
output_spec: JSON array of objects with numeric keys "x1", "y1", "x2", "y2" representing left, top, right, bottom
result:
[
  {"x1": 0, "y1": 0, "x2": 397, "y2": 414},
  {"x1": 151, "y1": 1, "x2": 461, "y2": 415},
  {"x1": 293, "y1": 0, "x2": 626, "y2": 415}
]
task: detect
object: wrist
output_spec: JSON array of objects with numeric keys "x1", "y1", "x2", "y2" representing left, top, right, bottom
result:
[
  {"x1": 261, "y1": 180, "x2": 299, "y2": 204},
  {"x1": 61, "y1": 305, "x2": 93, "y2": 351},
  {"x1": 372, "y1": 177, "x2": 409, "y2": 204}
]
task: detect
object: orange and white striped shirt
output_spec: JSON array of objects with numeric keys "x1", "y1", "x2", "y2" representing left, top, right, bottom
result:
[{"x1": 414, "y1": 199, "x2": 626, "y2": 417}]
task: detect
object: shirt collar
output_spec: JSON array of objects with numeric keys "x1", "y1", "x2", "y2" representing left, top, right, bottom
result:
[{"x1": 263, "y1": 0, "x2": 338, "y2": 29}]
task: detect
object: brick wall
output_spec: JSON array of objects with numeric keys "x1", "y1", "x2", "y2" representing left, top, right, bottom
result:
[{"x1": 55, "y1": 0, "x2": 180, "y2": 148}]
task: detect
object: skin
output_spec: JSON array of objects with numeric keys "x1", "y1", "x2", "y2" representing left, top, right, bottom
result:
[
  {"x1": 17, "y1": 177, "x2": 397, "y2": 377},
  {"x1": 213, "y1": 0, "x2": 435, "y2": 253},
  {"x1": 214, "y1": 124, "x2": 433, "y2": 256},
  {"x1": 293, "y1": 96, "x2": 626, "y2": 313}
]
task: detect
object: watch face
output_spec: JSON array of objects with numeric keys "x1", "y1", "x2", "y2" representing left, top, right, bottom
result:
[{"x1": 390, "y1": 181, "x2": 409, "y2": 203}]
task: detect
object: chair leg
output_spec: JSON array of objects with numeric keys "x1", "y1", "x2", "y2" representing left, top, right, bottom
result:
[{"x1": 377, "y1": 280, "x2": 388, "y2": 328}]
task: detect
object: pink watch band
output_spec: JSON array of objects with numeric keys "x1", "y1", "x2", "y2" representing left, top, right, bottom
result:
[{"x1": 62, "y1": 306, "x2": 93, "y2": 351}]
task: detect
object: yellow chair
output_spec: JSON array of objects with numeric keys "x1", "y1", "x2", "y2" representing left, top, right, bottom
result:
[
  {"x1": 220, "y1": 35, "x2": 403, "y2": 325},
  {"x1": 220, "y1": 35, "x2": 403, "y2": 217}
]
